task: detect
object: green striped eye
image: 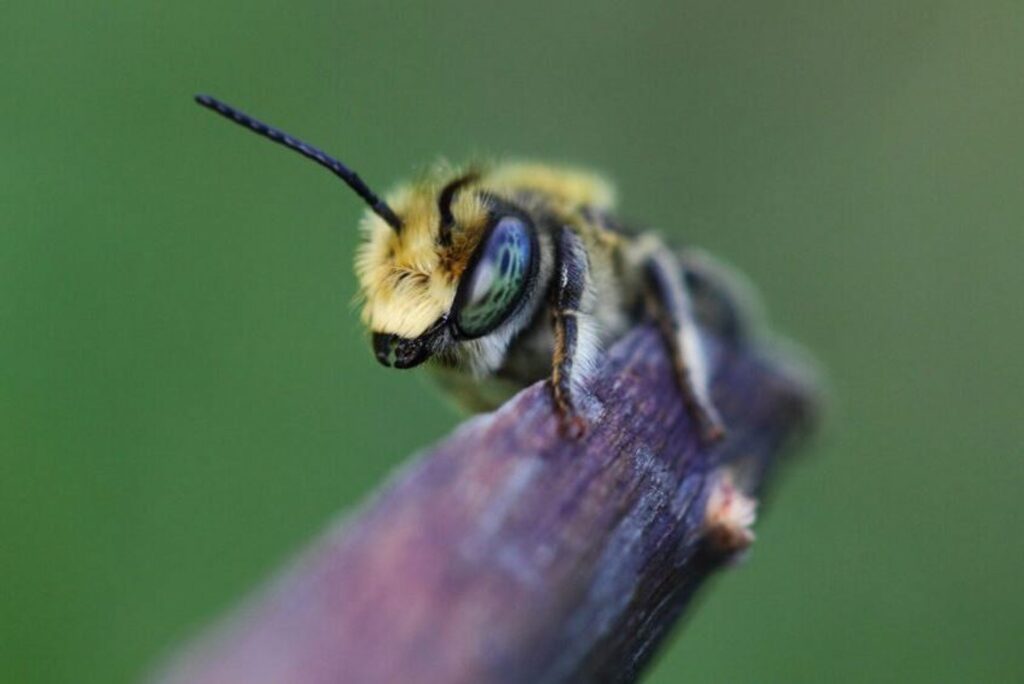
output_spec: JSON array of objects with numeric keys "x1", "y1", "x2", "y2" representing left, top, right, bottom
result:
[{"x1": 454, "y1": 216, "x2": 534, "y2": 338}]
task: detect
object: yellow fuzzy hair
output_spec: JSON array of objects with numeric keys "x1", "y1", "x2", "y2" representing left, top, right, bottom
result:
[
  {"x1": 355, "y1": 162, "x2": 615, "y2": 338},
  {"x1": 485, "y1": 162, "x2": 616, "y2": 211}
]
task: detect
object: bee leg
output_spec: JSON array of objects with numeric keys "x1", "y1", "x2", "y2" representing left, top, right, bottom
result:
[
  {"x1": 678, "y1": 247, "x2": 760, "y2": 345},
  {"x1": 642, "y1": 246, "x2": 726, "y2": 442},
  {"x1": 550, "y1": 227, "x2": 593, "y2": 438}
]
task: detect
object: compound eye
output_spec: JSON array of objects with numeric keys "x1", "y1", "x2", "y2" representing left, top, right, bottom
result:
[{"x1": 454, "y1": 215, "x2": 533, "y2": 338}]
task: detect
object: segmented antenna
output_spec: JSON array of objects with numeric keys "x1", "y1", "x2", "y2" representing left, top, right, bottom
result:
[{"x1": 194, "y1": 94, "x2": 403, "y2": 232}]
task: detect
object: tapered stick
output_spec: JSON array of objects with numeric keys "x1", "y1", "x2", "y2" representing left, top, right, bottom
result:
[{"x1": 149, "y1": 325, "x2": 817, "y2": 684}]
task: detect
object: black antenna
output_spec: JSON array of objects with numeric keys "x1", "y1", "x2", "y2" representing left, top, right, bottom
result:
[{"x1": 194, "y1": 94, "x2": 403, "y2": 233}]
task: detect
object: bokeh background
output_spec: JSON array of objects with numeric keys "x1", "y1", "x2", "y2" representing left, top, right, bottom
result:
[{"x1": 3, "y1": 1, "x2": 1023, "y2": 682}]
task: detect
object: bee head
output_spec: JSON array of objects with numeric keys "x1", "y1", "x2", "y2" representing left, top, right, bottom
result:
[
  {"x1": 193, "y1": 95, "x2": 541, "y2": 372},
  {"x1": 358, "y1": 168, "x2": 540, "y2": 370}
]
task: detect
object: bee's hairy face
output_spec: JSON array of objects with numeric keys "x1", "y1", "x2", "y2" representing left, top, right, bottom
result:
[
  {"x1": 356, "y1": 171, "x2": 540, "y2": 371},
  {"x1": 188, "y1": 98, "x2": 591, "y2": 377}
]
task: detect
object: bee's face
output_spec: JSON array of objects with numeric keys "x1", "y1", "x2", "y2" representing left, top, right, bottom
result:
[
  {"x1": 190, "y1": 98, "x2": 598, "y2": 377},
  {"x1": 356, "y1": 171, "x2": 540, "y2": 370}
]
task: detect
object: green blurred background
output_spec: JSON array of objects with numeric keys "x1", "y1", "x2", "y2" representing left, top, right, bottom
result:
[{"x1": 3, "y1": 1, "x2": 1022, "y2": 682}]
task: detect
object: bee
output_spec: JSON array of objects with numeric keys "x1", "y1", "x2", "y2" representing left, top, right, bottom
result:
[{"x1": 196, "y1": 95, "x2": 754, "y2": 440}]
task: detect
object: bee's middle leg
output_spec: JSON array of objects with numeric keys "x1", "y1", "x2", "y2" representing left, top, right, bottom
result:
[{"x1": 641, "y1": 246, "x2": 726, "y2": 442}]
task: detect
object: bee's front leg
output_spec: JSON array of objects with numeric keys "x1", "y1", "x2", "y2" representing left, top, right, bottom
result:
[
  {"x1": 550, "y1": 227, "x2": 595, "y2": 438},
  {"x1": 640, "y1": 239, "x2": 726, "y2": 443}
]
